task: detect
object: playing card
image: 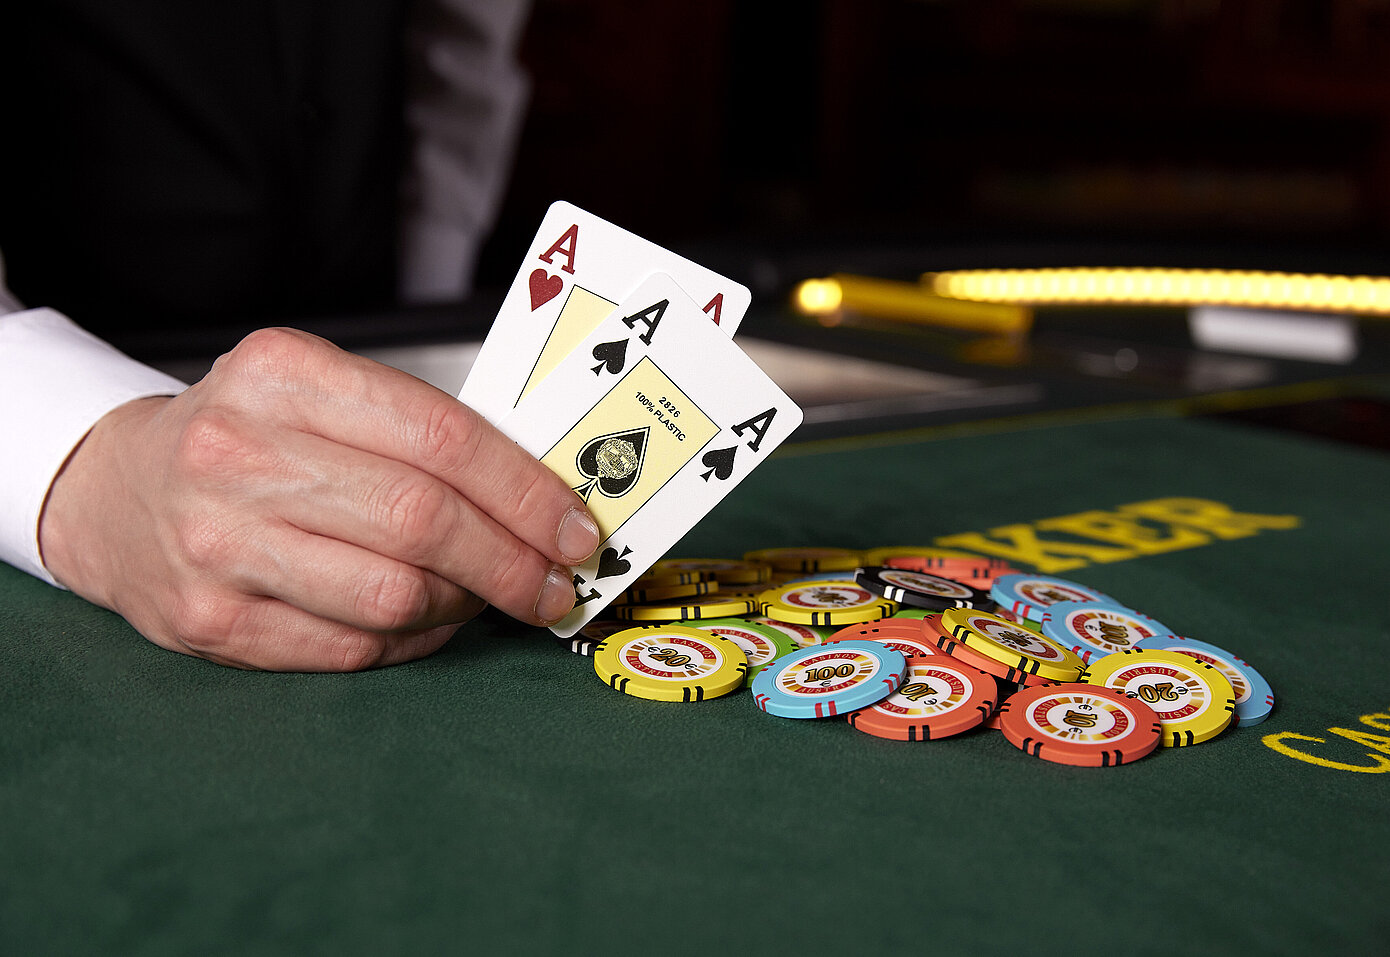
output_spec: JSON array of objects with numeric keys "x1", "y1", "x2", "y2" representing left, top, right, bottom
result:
[
  {"x1": 497, "y1": 272, "x2": 801, "y2": 638},
  {"x1": 459, "y1": 200, "x2": 751, "y2": 424}
]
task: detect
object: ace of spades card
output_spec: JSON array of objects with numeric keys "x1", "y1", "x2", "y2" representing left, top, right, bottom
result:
[
  {"x1": 497, "y1": 272, "x2": 802, "y2": 637},
  {"x1": 458, "y1": 201, "x2": 751, "y2": 425}
]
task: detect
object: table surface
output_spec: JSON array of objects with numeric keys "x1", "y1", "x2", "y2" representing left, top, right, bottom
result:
[{"x1": 4, "y1": 401, "x2": 1388, "y2": 955}]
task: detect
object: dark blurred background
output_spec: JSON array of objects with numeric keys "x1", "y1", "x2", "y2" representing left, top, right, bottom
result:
[{"x1": 476, "y1": 0, "x2": 1390, "y2": 288}]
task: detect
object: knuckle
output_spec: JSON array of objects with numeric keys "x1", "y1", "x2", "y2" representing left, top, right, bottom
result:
[
  {"x1": 328, "y1": 632, "x2": 388, "y2": 673},
  {"x1": 508, "y1": 468, "x2": 557, "y2": 526},
  {"x1": 173, "y1": 409, "x2": 255, "y2": 478},
  {"x1": 415, "y1": 398, "x2": 482, "y2": 469},
  {"x1": 353, "y1": 565, "x2": 432, "y2": 632},
  {"x1": 372, "y1": 474, "x2": 450, "y2": 553},
  {"x1": 165, "y1": 588, "x2": 241, "y2": 651},
  {"x1": 224, "y1": 327, "x2": 315, "y2": 381},
  {"x1": 478, "y1": 539, "x2": 545, "y2": 606},
  {"x1": 174, "y1": 514, "x2": 238, "y2": 572}
]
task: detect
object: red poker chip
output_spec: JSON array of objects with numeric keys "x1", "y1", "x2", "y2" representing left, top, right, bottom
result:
[
  {"x1": 847, "y1": 658, "x2": 998, "y2": 741},
  {"x1": 997, "y1": 683, "x2": 1163, "y2": 767},
  {"x1": 824, "y1": 618, "x2": 946, "y2": 661},
  {"x1": 884, "y1": 556, "x2": 1019, "y2": 581}
]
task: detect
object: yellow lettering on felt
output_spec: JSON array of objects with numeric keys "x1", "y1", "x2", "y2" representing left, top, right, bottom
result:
[
  {"x1": 1118, "y1": 498, "x2": 1300, "y2": 540},
  {"x1": 1328, "y1": 727, "x2": 1390, "y2": 755},
  {"x1": 540, "y1": 357, "x2": 717, "y2": 538},
  {"x1": 1360, "y1": 712, "x2": 1390, "y2": 732},
  {"x1": 934, "y1": 526, "x2": 1136, "y2": 574},
  {"x1": 1262, "y1": 731, "x2": 1390, "y2": 773},
  {"x1": 521, "y1": 285, "x2": 616, "y2": 401},
  {"x1": 1035, "y1": 510, "x2": 1211, "y2": 554}
]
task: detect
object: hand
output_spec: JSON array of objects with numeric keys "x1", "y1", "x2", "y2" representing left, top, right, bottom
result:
[{"x1": 38, "y1": 328, "x2": 600, "y2": 671}]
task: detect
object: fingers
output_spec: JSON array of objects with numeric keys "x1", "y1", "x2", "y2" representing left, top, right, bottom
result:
[
  {"x1": 209, "y1": 517, "x2": 484, "y2": 633},
  {"x1": 156, "y1": 593, "x2": 466, "y2": 672},
  {"x1": 39, "y1": 328, "x2": 598, "y2": 674},
  {"x1": 210, "y1": 328, "x2": 601, "y2": 566},
  {"x1": 176, "y1": 413, "x2": 581, "y2": 625}
]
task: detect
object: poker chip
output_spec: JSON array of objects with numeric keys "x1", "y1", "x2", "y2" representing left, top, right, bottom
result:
[
  {"x1": 648, "y1": 558, "x2": 771, "y2": 586},
  {"x1": 884, "y1": 555, "x2": 1014, "y2": 573},
  {"x1": 937, "y1": 608, "x2": 1087, "y2": 683},
  {"x1": 684, "y1": 617, "x2": 795, "y2": 680},
  {"x1": 557, "y1": 618, "x2": 632, "y2": 656},
  {"x1": 780, "y1": 570, "x2": 867, "y2": 585},
  {"x1": 593, "y1": 625, "x2": 747, "y2": 702},
  {"x1": 1133, "y1": 635, "x2": 1274, "y2": 727},
  {"x1": 992, "y1": 607, "x2": 1044, "y2": 633},
  {"x1": 557, "y1": 544, "x2": 1271, "y2": 769},
  {"x1": 617, "y1": 579, "x2": 717, "y2": 605},
  {"x1": 882, "y1": 555, "x2": 1017, "y2": 577},
  {"x1": 989, "y1": 573, "x2": 1115, "y2": 622},
  {"x1": 859, "y1": 546, "x2": 1008, "y2": 566},
  {"x1": 847, "y1": 657, "x2": 997, "y2": 741},
  {"x1": 743, "y1": 546, "x2": 862, "y2": 573},
  {"x1": 1039, "y1": 600, "x2": 1175, "y2": 663},
  {"x1": 855, "y1": 566, "x2": 989, "y2": 611},
  {"x1": 751, "y1": 640, "x2": 907, "y2": 719},
  {"x1": 824, "y1": 618, "x2": 945, "y2": 660},
  {"x1": 1081, "y1": 649, "x2": 1236, "y2": 747},
  {"x1": 629, "y1": 568, "x2": 714, "y2": 589},
  {"x1": 921, "y1": 613, "x2": 1057, "y2": 687},
  {"x1": 998, "y1": 683, "x2": 1163, "y2": 767},
  {"x1": 757, "y1": 581, "x2": 898, "y2": 626},
  {"x1": 748, "y1": 617, "x2": 836, "y2": 649},
  {"x1": 614, "y1": 594, "x2": 757, "y2": 621}
]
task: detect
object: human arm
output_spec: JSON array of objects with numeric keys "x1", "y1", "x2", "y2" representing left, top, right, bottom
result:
[{"x1": 33, "y1": 326, "x2": 599, "y2": 671}]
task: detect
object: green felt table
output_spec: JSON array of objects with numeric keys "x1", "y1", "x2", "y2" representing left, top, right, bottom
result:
[{"x1": 3, "y1": 409, "x2": 1388, "y2": 955}]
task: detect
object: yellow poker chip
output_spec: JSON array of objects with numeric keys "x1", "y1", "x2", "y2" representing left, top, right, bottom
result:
[
  {"x1": 937, "y1": 608, "x2": 1086, "y2": 683},
  {"x1": 1081, "y1": 649, "x2": 1236, "y2": 747},
  {"x1": 616, "y1": 579, "x2": 718, "y2": 606},
  {"x1": 593, "y1": 625, "x2": 748, "y2": 702},
  {"x1": 743, "y1": 547, "x2": 862, "y2": 573},
  {"x1": 613, "y1": 594, "x2": 757, "y2": 621},
  {"x1": 756, "y1": 580, "x2": 898, "y2": 626},
  {"x1": 629, "y1": 568, "x2": 714, "y2": 589},
  {"x1": 649, "y1": 558, "x2": 772, "y2": 586}
]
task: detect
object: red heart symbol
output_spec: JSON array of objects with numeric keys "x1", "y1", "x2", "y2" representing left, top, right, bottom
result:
[{"x1": 529, "y1": 269, "x2": 564, "y2": 310}]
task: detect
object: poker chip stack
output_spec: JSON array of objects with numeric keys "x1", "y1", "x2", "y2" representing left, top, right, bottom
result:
[{"x1": 557, "y1": 545, "x2": 1273, "y2": 768}]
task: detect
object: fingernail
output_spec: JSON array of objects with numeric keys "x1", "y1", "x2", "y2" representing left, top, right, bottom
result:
[
  {"x1": 557, "y1": 507, "x2": 600, "y2": 563},
  {"x1": 535, "y1": 565, "x2": 575, "y2": 624}
]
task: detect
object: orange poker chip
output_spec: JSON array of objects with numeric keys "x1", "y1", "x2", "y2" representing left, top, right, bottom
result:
[
  {"x1": 847, "y1": 657, "x2": 998, "y2": 741},
  {"x1": 998, "y1": 683, "x2": 1163, "y2": 767}
]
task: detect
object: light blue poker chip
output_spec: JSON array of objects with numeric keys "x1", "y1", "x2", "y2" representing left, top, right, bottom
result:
[
  {"x1": 1133, "y1": 635, "x2": 1274, "y2": 726},
  {"x1": 1039, "y1": 600, "x2": 1175, "y2": 663},
  {"x1": 989, "y1": 573, "x2": 1115, "y2": 622},
  {"x1": 750, "y1": 640, "x2": 907, "y2": 719}
]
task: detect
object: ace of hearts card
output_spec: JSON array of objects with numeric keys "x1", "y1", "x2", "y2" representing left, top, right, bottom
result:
[{"x1": 459, "y1": 201, "x2": 751, "y2": 425}]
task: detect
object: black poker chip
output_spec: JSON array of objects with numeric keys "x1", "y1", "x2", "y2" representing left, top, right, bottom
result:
[{"x1": 854, "y1": 566, "x2": 990, "y2": 611}]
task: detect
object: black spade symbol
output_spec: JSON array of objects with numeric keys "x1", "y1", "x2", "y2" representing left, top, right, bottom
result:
[
  {"x1": 596, "y1": 546, "x2": 633, "y2": 580},
  {"x1": 590, "y1": 338, "x2": 629, "y2": 375},
  {"x1": 573, "y1": 427, "x2": 649, "y2": 501},
  {"x1": 700, "y1": 446, "x2": 736, "y2": 482}
]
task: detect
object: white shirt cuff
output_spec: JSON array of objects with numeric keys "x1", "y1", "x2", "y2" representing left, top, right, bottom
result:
[{"x1": 0, "y1": 308, "x2": 188, "y2": 586}]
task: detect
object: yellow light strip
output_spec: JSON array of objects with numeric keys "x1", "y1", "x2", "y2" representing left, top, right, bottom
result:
[
  {"x1": 792, "y1": 274, "x2": 1032, "y2": 334},
  {"x1": 923, "y1": 267, "x2": 1390, "y2": 315}
]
